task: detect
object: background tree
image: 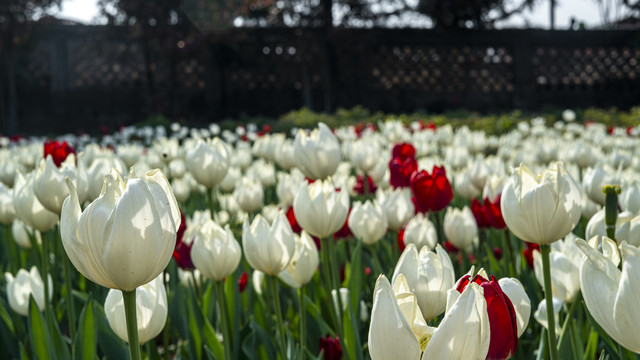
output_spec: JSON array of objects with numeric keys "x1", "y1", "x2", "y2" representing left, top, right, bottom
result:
[
  {"x1": 416, "y1": 0, "x2": 536, "y2": 28},
  {"x1": 0, "y1": 0, "x2": 62, "y2": 134}
]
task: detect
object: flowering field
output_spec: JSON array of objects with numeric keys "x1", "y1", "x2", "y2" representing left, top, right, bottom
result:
[{"x1": 0, "y1": 111, "x2": 639, "y2": 360}]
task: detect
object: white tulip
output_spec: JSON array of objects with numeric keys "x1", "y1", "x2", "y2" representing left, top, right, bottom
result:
[
  {"x1": 293, "y1": 179, "x2": 349, "y2": 239},
  {"x1": 4, "y1": 267, "x2": 53, "y2": 316},
  {"x1": 376, "y1": 188, "x2": 415, "y2": 231},
  {"x1": 402, "y1": 213, "x2": 438, "y2": 251},
  {"x1": 348, "y1": 200, "x2": 388, "y2": 245},
  {"x1": 293, "y1": 122, "x2": 341, "y2": 180},
  {"x1": 191, "y1": 221, "x2": 242, "y2": 282},
  {"x1": 444, "y1": 206, "x2": 478, "y2": 252},
  {"x1": 277, "y1": 231, "x2": 319, "y2": 288},
  {"x1": 186, "y1": 139, "x2": 230, "y2": 189},
  {"x1": 61, "y1": 168, "x2": 181, "y2": 291},
  {"x1": 104, "y1": 275, "x2": 168, "y2": 344},
  {"x1": 242, "y1": 212, "x2": 295, "y2": 276}
]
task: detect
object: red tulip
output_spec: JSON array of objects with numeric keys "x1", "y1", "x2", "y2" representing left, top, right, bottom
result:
[
  {"x1": 471, "y1": 198, "x2": 490, "y2": 228},
  {"x1": 522, "y1": 242, "x2": 540, "y2": 269},
  {"x1": 353, "y1": 175, "x2": 377, "y2": 195},
  {"x1": 319, "y1": 334, "x2": 342, "y2": 360},
  {"x1": 410, "y1": 166, "x2": 453, "y2": 213},
  {"x1": 397, "y1": 228, "x2": 406, "y2": 252},
  {"x1": 389, "y1": 157, "x2": 418, "y2": 189},
  {"x1": 44, "y1": 140, "x2": 76, "y2": 167},
  {"x1": 172, "y1": 211, "x2": 193, "y2": 269},
  {"x1": 484, "y1": 195, "x2": 507, "y2": 230},
  {"x1": 391, "y1": 143, "x2": 416, "y2": 160},
  {"x1": 457, "y1": 274, "x2": 518, "y2": 360},
  {"x1": 286, "y1": 206, "x2": 303, "y2": 233},
  {"x1": 238, "y1": 272, "x2": 248, "y2": 292}
]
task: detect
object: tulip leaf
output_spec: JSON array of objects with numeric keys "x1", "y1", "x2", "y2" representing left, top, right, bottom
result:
[
  {"x1": 241, "y1": 319, "x2": 276, "y2": 359},
  {"x1": 204, "y1": 345, "x2": 219, "y2": 360},
  {"x1": 186, "y1": 297, "x2": 203, "y2": 360},
  {"x1": 342, "y1": 299, "x2": 363, "y2": 360},
  {"x1": 582, "y1": 300, "x2": 620, "y2": 358},
  {"x1": 93, "y1": 301, "x2": 128, "y2": 359},
  {"x1": 74, "y1": 298, "x2": 97, "y2": 360},
  {"x1": 583, "y1": 329, "x2": 599, "y2": 360},
  {"x1": 0, "y1": 297, "x2": 15, "y2": 336},
  {"x1": 28, "y1": 298, "x2": 57, "y2": 360},
  {"x1": 347, "y1": 241, "x2": 363, "y2": 314},
  {"x1": 202, "y1": 316, "x2": 224, "y2": 360},
  {"x1": 19, "y1": 342, "x2": 29, "y2": 360}
]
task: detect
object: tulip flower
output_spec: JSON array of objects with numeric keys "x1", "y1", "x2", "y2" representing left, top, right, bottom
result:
[
  {"x1": 293, "y1": 179, "x2": 349, "y2": 239},
  {"x1": 0, "y1": 182, "x2": 16, "y2": 225},
  {"x1": 234, "y1": 176, "x2": 264, "y2": 213},
  {"x1": 456, "y1": 273, "x2": 519, "y2": 359},
  {"x1": 4, "y1": 267, "x2": 53, "y2": 316},
  {"x1": 443, "y1": 206, "x2": 478, "y2": 252},
  {"x1": 576, "y1": 236, "x2": 640, "y2": 353},
  {"x1": 484, "y1": 195, "x2": 507, "y2": 230},
  {"x1": 410, "y1": 166, "x2": 454, "y2": 213},
  {"x1": 12, "y1": 219, "x2": 41, "y2": 249},
  {"x1": 43, "y1": 140, "x2": 75, "y2": 167},
  {"x1": 500, "y1": 162, "x2": 582, "y2": 245},
  {"x1": 389, "y1": 156, "x2": 418, "y2": 189},
  {"x1": 242, "y1": 212, "x2": 295, "y2": 276},
  {"x1": 13, "y1": 171, "x2": 58, "y2": 233},
  {"x1": 532, "y1": 234, "x2": 582, "y2": 303},
  {"x1": 34, "y1": 155, "x2": 82, "y2": 215},
  {"x1": 278, "y1": 231, "x2": 319, "y2": 288},
  {"x1": 471, "y1": 198, "x2": 490, "y2": 228},
  {"x1": 186, "y1": 138, "x2": 230, "y2": 189},
  {"x1": 191, "y1": 220, "x2": 242, "y2": 281},
  {"x1": 293, "y1": 122, "x2": 341, "y2": 180},
  {"x1": 60, "y1": 168, "x2": 181, "y2": 291},
  {"x1": 319, "y1": 334, "x2": 343, "y2": 360},
  {"x1": 401, "y1": 213, "x2": 438, "y2": 251},
  {"x1": 368, "y1": 274, "x2": 490, "y2": 360},
  {"x1": 104, "y1": 275, "x2": 168, "y2": 344},
  {"x1": 376, "y1": 187, "x2": 415, "y2": 231},
  {"x1": 392, "y1": 243, "x2": 455, "y2": 321},
  {"x1": 348, "y1": 200, "x2": 388, "y2": 245}
]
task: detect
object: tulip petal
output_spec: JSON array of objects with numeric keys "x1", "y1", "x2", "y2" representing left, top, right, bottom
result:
[{"x1": 368, "y1": 275, "x2": 421, "y2": 360}]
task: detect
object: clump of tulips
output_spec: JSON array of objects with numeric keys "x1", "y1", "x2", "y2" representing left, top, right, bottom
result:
[{"x1": 0, "y1": 115, "x2": 639, "y2": 360}]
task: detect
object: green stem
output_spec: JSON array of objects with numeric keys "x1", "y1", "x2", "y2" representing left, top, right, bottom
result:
[
  {"x1": 208, "y1": 187, "x2": 217, "y2": 218},
  {"x1": 163, "y1": 312, "x2": 170, "y2": 360},
  {"x1": 122, "y1": 289, "x2": 142, "y2": 360},
  {"x1": 41, "y1": 233, "x2": 51, "y2": 322},
  {"x1": 540, "y1": 244, "x2": 559, "y2": 360},
  {"x1": 298, "y1": 287, "x2": 306, "y2": 360},
  {"x1": 433, "y1": 211, "x2": 445, "y2": 244},
  {"x1": 63, "y1": 251, "x2": 76, "y2": 340},
  {"x1": 58, "y1": 225, "x2": 77, "y2": 340},
  {"x1": 268, "y1": 276, "x2": 287, "y2": 358},
  {"x1": 503, "y1": 230, "x2": 516, "y2": 277},
  {"x1": 216, "y1": 281, "x2": 232, "y2": 360},
  {"x1": 5, "y1": 225, "x2": 18, "y2": 272}
]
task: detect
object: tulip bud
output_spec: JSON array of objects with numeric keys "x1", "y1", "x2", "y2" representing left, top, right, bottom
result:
[
  {"x1": 242, "y1": 212, "x2": 295, "y2": 276},
  {"x1": 293, "y1": 122, "x2": 341, "y2": 180},
  {"x1": 104, "y1": 275, "x2": 168, "y2": 344},
  {"x1": 186, "y1": 139, "x2": 230, "y2": 189},
  {"x1": 293, "y1": 179, "x2": 349, "y2": 239},
  {"x1": 4, "y1": 267, "x2": 53, "y2": 316},
  {"x1": 501, "y1": 162, "x2": 582, "y2": 245},
  {"x1": 191, "y1": 221, "x2": 242, "y2": 281},
  {"x1": 0, "y1": 182, "x2": 16, "y2": 225},
  {"x1": 234, "y1": 177, "x2": 264, "y2": 214},
  {"x1": 410, "y1": 165, "x2": 454, "y2": 213},
  {"x1": 444, "y1": 206, "x2": 478, "y2": 252},
  {"x1": 348, "y1": 200, "x2": 388, "y2": 245}
]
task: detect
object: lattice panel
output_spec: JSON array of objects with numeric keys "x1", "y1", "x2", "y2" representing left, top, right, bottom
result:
[
  {"x1": 24, "y1": 41, "x2": 52, "y2": 87},
  {"x1": 176, "y1": 59, "x2": 207, "y2": 89},
  {"x1": 226, "y1": 42, "x2": 324, "y2": 90},
  {"x1": 369, "y1": 45, "x2": 514, "y2": 93},
  {"x1": 71, "y1": 41, "x2": 147, "y2": 88},
  {"x1": 532, "y1": 47, "x2": 640, "y2": 88}
]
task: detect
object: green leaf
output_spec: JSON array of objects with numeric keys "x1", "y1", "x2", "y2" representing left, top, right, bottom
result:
[
  {"x1": 45, "y1": 305, "x2": 72, "y2": 360},
  {"x1": 342, "y1": 300, "x2": 363, "y2": 360},
  {"x1": 187, "y1": 298, "x2": 203, "y2": 360},
  {"x1": 74, "y1": 298, "x2": 97, "y2": 360},
  {"x1": 28, "y1": 298, "x2": 56, "y2": 360},
  {"x1": 0, "y1": 297, "x2": 15, "y2": 336},
  {"x1": 202, "y1": 317, "x2": 224, "y2": 360},
  {"x1": 94, "y1": 302, "x2": 128, "y2": 359}
]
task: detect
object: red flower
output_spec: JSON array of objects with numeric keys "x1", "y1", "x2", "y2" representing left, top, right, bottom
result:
[
  {"x1": 471, "y1": 198, "x2": 490, "y2": 228},
  {"x1": 319, "y1": 334, "x2": 342, "y2": 360},
  {"x1": 172, "y1": 211, "x2": 193, "y2": 269},
  {"x1": 44, "y1": 140, "x2": 76, "y2": 167},
  {"x1": 493, "y1": 247, "x2": 503, "y2": 260},
  {"x1": 397, "y1": 228, "x2": 406, "y2": 252},
  {"x1": 457, "y1": 274, "x2": 518, "y2": 360},
  {"x1": 391, "y1": 143, "x2": 416, "y2": 160},
  {"x1": 333, "y1": 208, "x2": 352, "y2": 240},
  {"x1": 443, "y1": 240, "x2": 459, "y2": 253},
  {"x1": 353, "y1": 175, "x2": 377, "y2": 195},
  {"x1": 389, "y1": 157, "x2": 418, "y2": 189},
  {"x1": 484, "y1": 195, "x2": 506, "y2": 230},
  {"x1": 410, "y1": 166, "x2": 453, "y2": 213},
  {"x1": 238, "y1": 272, "x2": 248, "y2": 292},
  {"x1": 286, "y1": 206, "x2": 303, "y2": 233},
  {"x1": 523, "y1": 242, "x2": 540, "y2": 269}
]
